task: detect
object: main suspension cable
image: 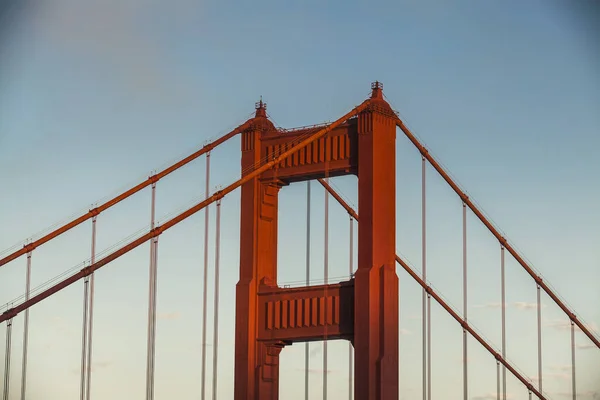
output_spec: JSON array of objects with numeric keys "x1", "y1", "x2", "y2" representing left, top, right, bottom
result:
[
  {"x1": 0, "y1": 101, "x2": 368, "y2": 324},
  {"x1": 396, "y1": 118, "x2": 600, "y2": 349},
  {"x1": 318, "y1": 178, "x2": 547, "y2": 400},
  {"x1": 0, "y1": 123, "x2": 249, "y2": 269}
]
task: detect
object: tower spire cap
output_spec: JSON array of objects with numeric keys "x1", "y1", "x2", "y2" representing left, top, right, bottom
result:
[
  {"x1": 255, "y1": 96, "x2": 267, "y2": 118},
  {"x1": 371, "y1": 81, "x2": 383, "y2": 99}
]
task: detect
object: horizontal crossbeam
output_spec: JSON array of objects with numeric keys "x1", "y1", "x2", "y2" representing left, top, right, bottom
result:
[{"x1": 257, "y1": 281, "x2": 354, "y2": 343}]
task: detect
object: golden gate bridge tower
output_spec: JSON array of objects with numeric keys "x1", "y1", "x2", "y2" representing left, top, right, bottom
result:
[{"x1": 235, "y1": 82, "x2": 398, "y2": 399}]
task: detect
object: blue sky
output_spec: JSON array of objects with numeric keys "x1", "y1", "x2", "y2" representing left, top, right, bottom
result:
[{"x1": 0, "y1": 0, "x2": 599, "y2": 399}]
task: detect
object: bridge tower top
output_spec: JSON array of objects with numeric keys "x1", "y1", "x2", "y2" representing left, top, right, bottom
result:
[
  {"x1": 255, "y1": 96, "x2": 267, "y2": 118},
  {"x1": 371, "y1": 80, "x2": 383, "y2": 99}
]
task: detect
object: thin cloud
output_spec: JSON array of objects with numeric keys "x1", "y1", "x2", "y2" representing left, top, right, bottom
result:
[
  {"x1": 546, "y1": 319, "x2": 599, "y2": 333},
  {"x1": 30, "y1": 0, "x2": 200, "y2": 103},
  {"x1": 513, "y1": 302, "x2": 545, "y2": 310},
  {"x1": 549, "y1": 364, "x2": 571, "y2": 373},
  {"x1": 474, "y1": 302, "x2": 502, "y2": 309},
  {"x1": 399, "y1": 328, "x2": 412, "y2": 335},
  {"x1": 577, "y1": 343, "x2": 596, "y2": 350},
  {"x1": 295, "y1": 368, "x2": 335, "y2": 375},
  {"x1": 158, "y1": 311, "x2": 181, "y2": 321},
  {"x1": 473, "y1": 302, "x2": 546, "y2": 310},
  {"x1": 70, "y1": 360, "x2": 113, "y2": 375},
  {"x1": 552, "y1": 390, "x2": 600, "y2": 398},
  {"x1": 472, "y1": 393, "x2": 515, "y2": 400}
]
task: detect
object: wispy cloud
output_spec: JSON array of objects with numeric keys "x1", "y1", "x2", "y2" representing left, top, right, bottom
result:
[
  {"x1": 295, "y1": 368, "x2": 336, "y2": 375},
  {"x1": 577, "y1": 343, "x2": 596, "y2": 350},
  {"x1": 549, "y1": 364, "x2": 571, "y2": 373},
  {"x1": 157, "y1": 311, "x2": 181, "y2": 321},
  {"x1": 551, "y1": 390, "x2": 600, "y2": 398},
  {"x1": 30, "y1": 0, "x2": 200, "y2": 103},
  {"x1": 399, "y1": 328, "x2": 412, "y2": 335},
  {"x1": 474, "y1": 302, "x2": 502, "y2": 309},
  {"x1": 513, "y1": 302, "x2": 545, "y2": 310},
  {"x1": 546, "y1": 319, "x2": 599, "y2": 333},
  {"x1": 473, "y1": 302, "x2": 545, "y2": 310},
  {"x1": 70, "y1": 360, "x2": 113, "y2": 375},
  {"x1": 472, "y1": 393, "x2": 515, "y2": 399}
]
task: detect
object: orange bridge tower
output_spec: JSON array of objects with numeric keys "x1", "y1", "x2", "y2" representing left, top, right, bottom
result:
[{"x1": 234, "y1": 82, "x2": 399, "y2": 400}]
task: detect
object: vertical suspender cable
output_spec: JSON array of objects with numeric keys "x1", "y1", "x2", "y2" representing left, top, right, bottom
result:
[
  {"x1": 323, "y1": 178, "x2": 329, "y2": 400},
  {"x1": 20, "y1": 251, "x2": 32, "y2": 400},
  {"x1": 86, "y1": 215, "x2": 97, "y2": 400},
  {"x1": 496, "y1": 360, "x2": 500, "y2": 400},
  {"x1": 462, "y1": 202, "x2": 468, "y2": 400},
  {"x1": 3, "y1": 318, "x2": 12, "y2": 400},
  {"x1": 146, "y1": 182, "x2": 157, "y2": 400},
  {"x1": 348, "y1": 215, "x2": 353, "y2": 400},
  {"x1": 211, "y1": 200, "x2": 221, "y2": 400},
  {"x1": 421, "y1": 155, "x2": 427, "y2": 400},
  {"x1": 501, "y1": 246, "x2": 506, "y2": 400},
  {"x1": 571, "y1": 321, "x2": 576, "y2": 400},
  {"x1": 427, "y1": 291, "x2": 431, "y2": 400},
  {"x1": 422, "y1": 156, "x2": 431, "y2": 400},
  {"x1": 149, "y1": 235, "x2": 159, "y2": 399},
  {"x1": 537, "y1": 284, "x2": 542, "y2": 395},
  {"x1": 80, "y1": 268, "x2": 90, "y2": 400},
  {"x1": 201, "y1": 153, "x2": 211, "y2": 400},
  {"x1": 305, "y1": 181, "x2": 311, "y2": 400}
]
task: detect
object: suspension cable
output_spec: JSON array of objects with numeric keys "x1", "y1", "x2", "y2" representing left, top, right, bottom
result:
[
  {"x1": 421, "y1": 155, "x2": 429, "y2": 400},
  {"x1": 80, "y1": 270, "x2": 90, "y2": 400},
  {"x1": 201, "y1": 153, "x2": 211, "y2": 400},
  {"x1": 211, "y1": 199, "x2": 221, "y2": 400},
  {"x1": 571, "y1": 321, "x2": 576, "y2": 400},
  {"x1": 501, "y1": 246, "x2": 506, "y2": 400},
  {"x1": 0, "y1": 101, "x2": 368, "y2": 324},
  {"x1": 323, "y1": 177, "x2": 329, "y2": 400},
  {"x1": 348, "y1": 215, "x2": 353, "y2": 400},
  {"x1": 20, "y1": 251, "x2": 32, "y2": 400},
  {"x1": 462, "y1": 202, "x2": 468, "y2": 400},
  {"x1": 86, "y1": 215, "x2": 97, "y2": 400},
  {"x1": 318, "y1": 178, "x2": 548, "y2": 400},
  {"x1": 0, "y1": 123, "x2": 249, "y2": 269},
  {"x1": 537, "y1": 284, "x2": 542, "y2": 395},
  {"x1": 496, "y1": 360, "x2": 500, "y2": 400},
  {"x1": 305, "y1": 181, "x2": 311, "y2": 400},
  {"x1": 3, "y1": 318, "x2": 12, "y2": 400},
  {"x1": 396, "y1": 118, "x2": 600, "y2": 349},
  {"x1": 146, "y1": 183, "x2": 158, "y2": 400}
]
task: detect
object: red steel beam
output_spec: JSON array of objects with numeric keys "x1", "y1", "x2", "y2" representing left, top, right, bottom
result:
[
  {"x1": 317, "y1": 178, "x2": 546, "y2": 400},
  {"x1": 395, "y1": 119, "x2": 600, "y2": 350},
  {"x1": 0, "y1": 122, "x2": 251, "y2": 268},
  {"x1": 0, "y1": 101, "x2": 368, "y2": 323}
]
